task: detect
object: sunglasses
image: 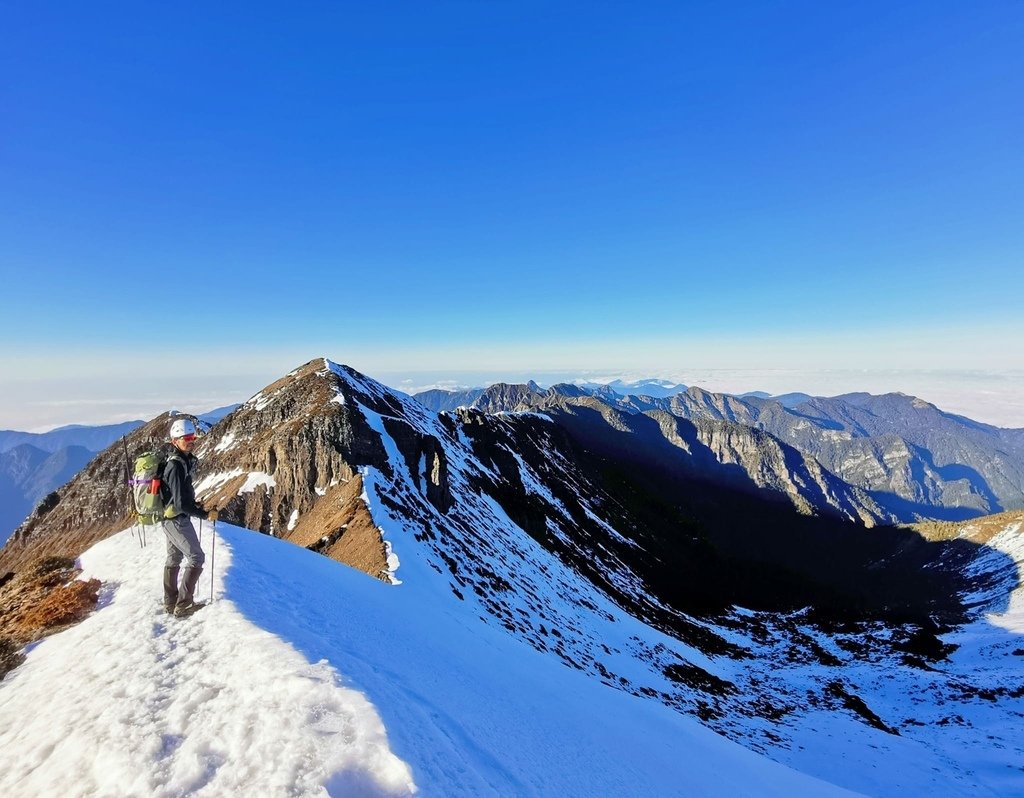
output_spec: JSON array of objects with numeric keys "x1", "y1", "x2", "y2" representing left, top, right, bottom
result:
[{"x1": 178, "y1": 434, "x2": 198, "y2": 442}]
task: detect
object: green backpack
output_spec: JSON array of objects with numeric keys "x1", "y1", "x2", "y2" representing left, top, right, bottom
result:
[{"x1": 131, "y1": 451, "x2": 184, "y2": 525}]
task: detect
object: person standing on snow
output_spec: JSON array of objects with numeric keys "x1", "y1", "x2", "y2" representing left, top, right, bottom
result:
[{"x1": 160, "y1": 417, "x2": 218, "y2": 617}]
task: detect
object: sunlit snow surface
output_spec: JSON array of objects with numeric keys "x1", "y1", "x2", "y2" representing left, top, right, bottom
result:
[
  {"x1": 319, "y1": 360, "x2": 1024, "y2": 797},
  {"x1": 0, "y1": 526, "x2": 859, "y2": 797},
  {"x1": 0, "y1": 528, "x2": 415, "y2": 798}
]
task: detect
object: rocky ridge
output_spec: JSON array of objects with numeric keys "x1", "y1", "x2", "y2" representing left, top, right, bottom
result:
[
  {"x1": 451, "y1": 384, "x2": 895, "y2": 526},
  {"x1": 423, "y1": 380, "x2": 1024, "y2": 522}
]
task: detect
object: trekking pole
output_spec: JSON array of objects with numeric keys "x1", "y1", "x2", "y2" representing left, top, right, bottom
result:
[
  {"x1": 210, "y1": 519, "x2": 216, "y2": 603},
  {"x1": 198, "y1": 518, "x2": 203, "y2": 544},
  {"x1": 121, "y1": 436, "x2": 140, "y2": 547}
]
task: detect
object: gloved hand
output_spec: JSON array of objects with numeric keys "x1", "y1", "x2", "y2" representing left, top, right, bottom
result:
[{"x1": 206, "y1": 509, "x2": 219, "y2": 522}]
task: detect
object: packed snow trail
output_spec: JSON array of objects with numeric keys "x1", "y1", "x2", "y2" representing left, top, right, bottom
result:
[
  {"x1": 0, "y1": 526, "x2": 415, "y2": 797},
  {"x1": 0, "y1": 524, "x2": 863, "y2": 797}
]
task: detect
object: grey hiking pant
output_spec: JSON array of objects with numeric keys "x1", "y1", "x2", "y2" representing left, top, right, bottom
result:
[{"x1": 162, "y1": 515, "x2": 205, "y2": 569}]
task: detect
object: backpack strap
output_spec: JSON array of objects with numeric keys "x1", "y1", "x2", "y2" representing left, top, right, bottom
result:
[{"x1": 163, "y1": 451, "x2": 187, "y2": 475}]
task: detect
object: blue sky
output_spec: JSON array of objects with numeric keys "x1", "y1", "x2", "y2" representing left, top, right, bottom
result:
[{"x1": 2, "y1": 2, "x2": 1023, "y2": 428}]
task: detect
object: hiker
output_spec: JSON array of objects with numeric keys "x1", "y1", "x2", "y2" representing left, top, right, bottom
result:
[{"x1": 160, "y1": 417, "x2": 218, "y2": 617}]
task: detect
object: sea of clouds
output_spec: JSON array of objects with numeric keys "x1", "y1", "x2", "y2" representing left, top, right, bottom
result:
[{"x1": 2, "y1": 368, "x2": 1022, "y2": 432}]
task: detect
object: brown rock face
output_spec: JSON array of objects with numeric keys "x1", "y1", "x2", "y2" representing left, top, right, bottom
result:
[
  {"x1": 0, "y1": 359, "x2": 407, "y2": 582},
  {"x1": 189, "y1": 359, "x2": 400, "y2": 579},
  {"x1": 287, "y1": 473, "x2": 389, "y2": 579}
]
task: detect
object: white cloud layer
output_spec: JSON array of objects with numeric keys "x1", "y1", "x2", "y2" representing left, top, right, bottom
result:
[{"x1": 3, "y1": 366, "x2": 1023, "y2": 432}]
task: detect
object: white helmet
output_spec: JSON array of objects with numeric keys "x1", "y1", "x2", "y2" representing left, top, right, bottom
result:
[{"x1": 169, "y1": 417, "x2": 197, "y2": 440}]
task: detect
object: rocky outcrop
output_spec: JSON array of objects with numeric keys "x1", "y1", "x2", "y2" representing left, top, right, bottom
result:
[
  {"x1": 191, "y1": 359, "x2": 456, "y2": 578},
  {"x1": 194, "y1": 362, "x2": 384, "y2": 532},
  {"x1": 0, "y1": 360, "x2": 401, "y2": 581}
]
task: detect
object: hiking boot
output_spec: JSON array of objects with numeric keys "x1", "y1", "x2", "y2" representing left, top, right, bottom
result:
[
  {"x1": 178, "y1": 565, "x2": 204, "y2": 603},
  {"x1": 163, "y1": 566, "x2": 180, "y2": 609},
  {"x1": 164, "y1": 604, "x2": 176, "y2": 615},
  {"x1": 173, "y1": 601, "x2": 206, "y2": 618}
]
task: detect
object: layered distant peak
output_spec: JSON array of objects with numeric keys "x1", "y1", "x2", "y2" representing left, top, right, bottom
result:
[
  {"x1": 668, "y1": 387, "x2": 760, "y2": 425},
  {"x1": 590, "y1": 384, "x2": 621, "y2": 402},
  {"x1": 412, "y1": 387, "x2": 486, "y2": 412},
  {"x1": 546, "y1": 382, "x2": 592, "y2": 399},
  {"x1": 605, "y1": 378, "x2": 688, "y2": 398},
  {"x1": 802, "y1": 392, "x2": 953, "y2": 436},
  {"x1": 469, "y1": 382, "x2": 547, "y2": 413}
]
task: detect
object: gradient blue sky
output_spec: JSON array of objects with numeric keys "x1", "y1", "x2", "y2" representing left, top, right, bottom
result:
[{"x1": 2, "y1": 2, "x2": 1023, "y2": 428}]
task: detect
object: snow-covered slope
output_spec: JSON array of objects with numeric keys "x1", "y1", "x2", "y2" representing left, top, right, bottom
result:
[
  {"x1": 337, "y1": 366, "x2": 1024, "y2": 797},
  {"x1": 0, "y1": 525, "x2": 859, "y2": 797}
]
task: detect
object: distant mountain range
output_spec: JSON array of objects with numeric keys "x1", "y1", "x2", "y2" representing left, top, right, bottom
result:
[
  {"x1": 0, "y1": 445, "x2": 94, "y2": 547},
  {"x1": 0, "y1": 421, "x2": 145, "y2": 455},
  {"x1": 414, "y1": 382, "x2": 1024, "y2": 522},
  {"x1": 4, "y1": 373, "x2": 1021, "y2": 550}
]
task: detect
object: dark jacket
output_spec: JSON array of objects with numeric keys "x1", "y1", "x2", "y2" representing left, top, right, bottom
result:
[{"x1": 159, "y1": 445, "x2": 209, "y2": 520}]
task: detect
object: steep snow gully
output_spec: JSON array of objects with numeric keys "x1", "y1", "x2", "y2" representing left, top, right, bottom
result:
[{"x1": 0, "y1": 526, "x2": 859, "y2": 797}]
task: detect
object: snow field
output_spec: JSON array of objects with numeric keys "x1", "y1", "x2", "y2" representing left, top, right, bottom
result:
[
  {"x1": 335, "y1": 369, "x2": 1024, "y2": 797},
  {"x1": 1, "y1": 518, "x2": 863, "y2": 797},
  {"x1": 218, "y1": 522, "x2": 863, "y2": 797},
  {"x1": 0, "y1": 527, "x2": 415, "y2": 798}
]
